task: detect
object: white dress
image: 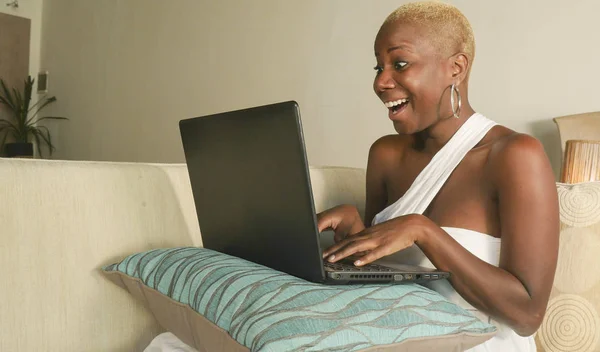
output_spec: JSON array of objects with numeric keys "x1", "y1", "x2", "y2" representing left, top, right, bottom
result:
[{"x1": 372, "y1": 113, "x2": 536, "y2": 352}]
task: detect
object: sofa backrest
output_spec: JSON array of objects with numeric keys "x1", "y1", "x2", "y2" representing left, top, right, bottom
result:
[{"x1": 2, "y1": 158, "x2": 599, "y2": 352}]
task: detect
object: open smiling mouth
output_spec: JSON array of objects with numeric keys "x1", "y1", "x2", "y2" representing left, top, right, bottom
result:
[{"x1": 385, "y1": 98, "x2": 409, "y2": 116}]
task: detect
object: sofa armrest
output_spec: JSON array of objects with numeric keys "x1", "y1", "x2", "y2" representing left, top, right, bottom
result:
[{"x1": 0, "y1": 159, "x2": 198, "y2": 352}]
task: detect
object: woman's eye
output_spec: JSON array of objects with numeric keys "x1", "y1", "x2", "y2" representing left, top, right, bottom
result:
[
  {"x1": 374, "y1": 62, "x2": 407, "y2": 75},
  {"x1": 394, "y1": 61, "x2": 408, "y2": 70}
]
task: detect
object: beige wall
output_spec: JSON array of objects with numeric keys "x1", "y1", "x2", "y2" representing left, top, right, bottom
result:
[{"x1": 39, "y1": 0, "x2": 600, "y2": 177}]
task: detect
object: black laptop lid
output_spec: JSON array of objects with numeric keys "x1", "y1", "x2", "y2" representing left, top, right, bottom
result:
[{"x1": 179, "y1": 101, "x2": 326, "y2": 282}]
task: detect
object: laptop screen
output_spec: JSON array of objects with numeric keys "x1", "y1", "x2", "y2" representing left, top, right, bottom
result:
[{"x1": 179, "y1": 101, "x2": 326, "y2": 282}]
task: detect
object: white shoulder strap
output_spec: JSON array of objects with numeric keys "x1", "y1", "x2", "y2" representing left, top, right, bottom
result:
[{"x1": 372, "y1": 113, "x2": 497, "y2": 225}]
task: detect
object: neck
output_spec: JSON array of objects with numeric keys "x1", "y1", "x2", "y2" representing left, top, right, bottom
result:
[{"x1": 415, "y1": 102, "x2": 476, "y2": 153}]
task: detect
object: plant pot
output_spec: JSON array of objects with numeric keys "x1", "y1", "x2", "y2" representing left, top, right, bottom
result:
[{"x1": 5, "y1": 142, "x2": 34, "y2": 158}]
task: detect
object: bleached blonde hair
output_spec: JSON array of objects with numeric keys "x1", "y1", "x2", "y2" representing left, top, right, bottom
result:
[{"x1": 383, "y1": 1, "x2": 475, "y2": 63}]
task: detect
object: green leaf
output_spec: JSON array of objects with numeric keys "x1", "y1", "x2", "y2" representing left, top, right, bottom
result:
[
  {"x1": 0, "y1": 125, "x2": 10, "y2": 136},
  {"x1": 22, "y1": 76, "x2": 33, "y2": 114},
  {"x1": 12, "y1": 87, "x2": 23, "y2": 120},
  {"x1": 0, "y1": 119, "x2": 15, "y2": 128},
  {"x1": 0, "y1": 122, "x2": 18, "y2": 134},
  {"x1": 0, "y1": 124, "x2": 19, "y2": 149},
  {"x1": 31, "y1": 129, "x2": 43, "y2": 158},
  {"x1": 0, "y1": 129, "x2": 9, "y2": 152},
  {"x1": 31, "y1": 126, "x2": 56, "y2": 157},
  {"x1": 30, "y1": 116, "x2": 68, "y2": 125},
  {"x1": 35, "y1": 125, "x2": 52, "y2": 145},
  {"x1": 0, "y1": 95, "x2": 15, "y2": 111},
  {"x1": 0, "y1": 78, "x2": 17, "y2": 111},
  {"x1": 27, "y1": 94, "x2": 50, "y2": 112},
  {"x1": 0, "y1": 121, "x2": 18, "y2": 142},
  {"x1": 26, "y1": 95, "x2": 58, "y2": 124}
]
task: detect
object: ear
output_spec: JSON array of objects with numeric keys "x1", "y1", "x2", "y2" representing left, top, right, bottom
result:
[{"x1": 450, "y1": 53, "x2": 470, "y2": 84}]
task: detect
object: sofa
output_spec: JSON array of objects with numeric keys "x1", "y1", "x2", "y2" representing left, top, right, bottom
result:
[{"x1": 1, "y1": 157, "x2": 599, "y2": 352}]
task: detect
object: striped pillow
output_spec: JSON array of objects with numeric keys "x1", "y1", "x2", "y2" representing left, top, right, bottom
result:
[{"x1": 103, "y1": 247, "x2": 496, "y2": 351}]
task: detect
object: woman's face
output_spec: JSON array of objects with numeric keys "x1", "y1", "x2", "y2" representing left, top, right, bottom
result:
[{"x1": 373, "y1": 22, "x2": 454, "y2": 135}]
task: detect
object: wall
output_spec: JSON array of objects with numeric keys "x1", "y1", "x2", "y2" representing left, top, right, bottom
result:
[{"x1": 39, "y1": 0, "x2": 600, "y2": 177}]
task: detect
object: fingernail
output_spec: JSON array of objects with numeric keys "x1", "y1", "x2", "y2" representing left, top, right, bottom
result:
[
  {"x1": 328, "y1": 255, "x2": 335, "y2": 261},
  {"x1": 354, "y1": 260, "x2": 362, "y2": 266}
]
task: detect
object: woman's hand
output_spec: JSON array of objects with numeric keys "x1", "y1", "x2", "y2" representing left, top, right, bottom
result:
[
  {"x1": 322, "y1": 214, "x2": 427, "y2": 266},
  {"x1": 317, "y1": 205, "x2": 365, "y2": 243}
]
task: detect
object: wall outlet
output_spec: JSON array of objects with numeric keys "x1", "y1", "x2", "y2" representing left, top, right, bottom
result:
[{"x1": 37, "y1": 71, "x2": 48, "y2": 94}]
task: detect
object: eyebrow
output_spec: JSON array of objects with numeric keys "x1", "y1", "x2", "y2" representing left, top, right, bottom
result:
[{"x1": 374, "y1": 45, "x2": 413, "y2": 57}]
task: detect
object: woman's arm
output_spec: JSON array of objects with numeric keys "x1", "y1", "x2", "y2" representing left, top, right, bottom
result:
[
  {"x1": 419, "y1": 134, "x2": 559, "y2": 336},
  {"x1": 323, "y1": 134, "x2": 559, "y2": 336}
]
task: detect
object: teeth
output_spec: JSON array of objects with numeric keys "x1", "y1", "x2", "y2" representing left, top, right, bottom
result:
[{"x1": 384, "y1": 98, "x2": 409, "y2": 108}]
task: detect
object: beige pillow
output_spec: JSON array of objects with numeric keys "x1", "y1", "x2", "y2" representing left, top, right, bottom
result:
[{"x1": 535, "y1": 182, "x2": 600, "y2": 352}]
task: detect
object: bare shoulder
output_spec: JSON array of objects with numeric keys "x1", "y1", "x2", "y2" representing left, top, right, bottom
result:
[
  {"x1": 364, "y1": 134, "x2": 411, "y2": 223},
  {"x1": 485, "y1": 127, "x2": 553, "y2": 183},
  {"x1": 368, "y1": 134, "x2": 410, "y2": 166},
  {"x1": 484, "y1": 127, "x2": 559, "y2": 236}
]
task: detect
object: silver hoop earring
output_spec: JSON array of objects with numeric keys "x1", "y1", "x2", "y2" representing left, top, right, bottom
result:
[{"x1": 450, "y1": 83, "x2": 462, "y2": 119}]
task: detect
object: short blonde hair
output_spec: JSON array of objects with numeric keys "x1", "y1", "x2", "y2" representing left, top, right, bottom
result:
[{"x1": 383, "y1": 1, "x2": 475, "y2": 62}]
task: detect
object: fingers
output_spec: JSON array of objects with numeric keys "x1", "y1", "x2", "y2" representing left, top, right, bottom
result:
[
  {"x1": 353, "y1": 247, "x2": 392, "y2": 266},
  {"x1": 316, "y1": 204, "x2": 357, "y2": 233},
  {"x1": 317, "y1": 206, "x2": 347, "y2": 233},
  {"x1": 322, "y1": 240, "x2": 346, "y2": 259},
  {"x1": 318, "y1": 219, "x2": 332, "y2": 233},
  {"x1": 322, "y1": 216, "x2": 417, "y2": 267},
  {"x1": 317, "y1": 211, "x2": 337, "y2": 233},
  {"x1": 323, "y1": 228, "x2": 369, "y2": 258},
  {"x1": 318, "y1": 212, "x2": 350, "y2": 242},
  {"x1": 323, "y1": 238, "x2": 377, "y2": 263},
  {"x1": 333, "y1": 226, "x2": 363, "y2": 243},
  {"x1": 353, "y1": 236, "x2": 415, "y2": 266},
  {"x1": 316, "y1": 210, "x2": 328, "y2": 232},
  {"x1": 354, "y1": 250, "x2": 371, "y2": 257},
  {"x1": 333, "y1": 231, "x2": 346, "y2": 243}
]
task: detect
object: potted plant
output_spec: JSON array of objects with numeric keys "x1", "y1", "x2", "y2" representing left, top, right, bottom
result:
[{"x1": 0, "y1": 76, "x2": 67, "y2": 158}]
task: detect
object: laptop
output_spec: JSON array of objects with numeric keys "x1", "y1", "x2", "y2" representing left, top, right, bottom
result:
[{"x1": 179, "y1": 100, "x2": 450, "y2": 284}]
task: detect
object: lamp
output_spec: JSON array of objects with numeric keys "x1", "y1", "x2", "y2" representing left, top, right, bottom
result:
[{"x1": 560, "y1": 140, "x2": 600, "y2": 183}]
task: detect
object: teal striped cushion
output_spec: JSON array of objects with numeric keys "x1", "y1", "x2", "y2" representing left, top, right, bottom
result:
[{"x1": 103, "y1": 247, "x2": 496, "y2": 351}]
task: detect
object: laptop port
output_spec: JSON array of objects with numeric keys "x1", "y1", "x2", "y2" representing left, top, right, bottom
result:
[{"x1": 432, "y1": 274, "x2": 439, "y2": 279}]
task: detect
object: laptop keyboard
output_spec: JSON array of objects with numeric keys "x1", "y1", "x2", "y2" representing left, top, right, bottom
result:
[{"x1": 324, "y1": 260, "x2": 394, "y2": 272}]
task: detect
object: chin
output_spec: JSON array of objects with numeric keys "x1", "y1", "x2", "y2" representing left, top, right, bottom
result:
[{"x1": 392, "y1": 120, "x2": 419, "y2": 135}]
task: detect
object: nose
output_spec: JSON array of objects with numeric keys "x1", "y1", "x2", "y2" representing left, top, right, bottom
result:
[{"x1": 374, "y1": 69, "x2": 396, "y2": 94}]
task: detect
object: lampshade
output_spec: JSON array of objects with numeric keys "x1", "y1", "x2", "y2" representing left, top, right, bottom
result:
[{"x1": 560, "y1": 140, "x2": 600, "y2": 183}]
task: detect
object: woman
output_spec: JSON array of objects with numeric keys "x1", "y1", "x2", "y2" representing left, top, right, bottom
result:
[{"x1": 318, "y1": 2, "x2": 559, "y2": 351}]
